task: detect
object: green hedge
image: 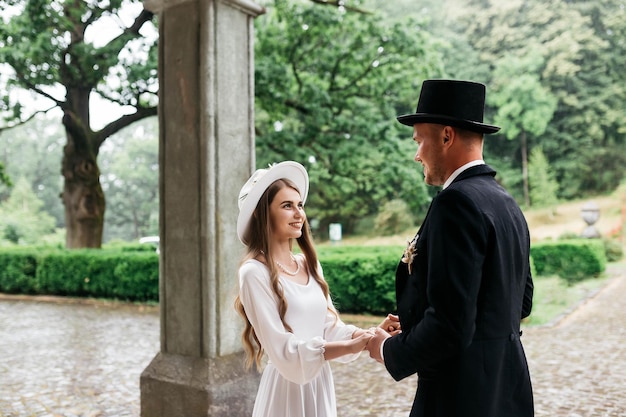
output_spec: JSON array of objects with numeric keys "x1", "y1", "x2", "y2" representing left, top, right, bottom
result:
[
  {"x1": 0, "y1": 250, "x2": 39, "y2": 294},
  {"x1": 0, "y1": 239, "x2": 610, "y2": 311},
  {"x1": 530, "y1": 239, "x2": 606, "y2": 284},
  {"x1": 320, "y1": 246, "x2": 403, "y2": 315},
  {"x1": 0, "y1": 248, "x2": 158, "y2": 302}
]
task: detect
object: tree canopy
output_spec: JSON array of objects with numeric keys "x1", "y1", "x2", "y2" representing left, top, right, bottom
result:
[
  {"x1": 448, "y1": 0, "x2": 626, "y2": 200},
  {"x1": 0, "y1": 0, "x2": 624, "y2": 243},
  {"x1": 0, "y1": 0, "x2": 157, "y2": 248},
  {"x1": 254, "y1": 1, "x2": 440, "y2": 233}
]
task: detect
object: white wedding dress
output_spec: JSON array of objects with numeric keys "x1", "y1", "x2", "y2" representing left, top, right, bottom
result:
[{"x1": 238, "y1": 258, "x2": 360, "y2": 417}]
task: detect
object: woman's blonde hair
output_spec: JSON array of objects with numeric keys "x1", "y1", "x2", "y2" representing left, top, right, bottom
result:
[{"x1": 234, "y1": 178, "x2": 335, "y2": 370}]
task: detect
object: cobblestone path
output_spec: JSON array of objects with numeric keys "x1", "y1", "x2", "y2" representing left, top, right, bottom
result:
[
  {"x1": 0, "y1": 300, "x2": 158, "y2": 417},
  {"x1": 1, "y1": 265, "x2": 624, "y2": 416},
  {"x1": 332, "y1": 264, "x2": 626, "y2": 417}
]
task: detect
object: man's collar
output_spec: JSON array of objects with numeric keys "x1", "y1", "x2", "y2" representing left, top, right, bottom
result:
[{"x1": 443, "y1": 160, "x2": 485, "y2": 189}]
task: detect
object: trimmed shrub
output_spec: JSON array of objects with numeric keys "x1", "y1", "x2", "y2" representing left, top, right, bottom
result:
[
  {"x1": 0, "y1": 238, "x2": 611, "y2": 313},
  {"x1": 0, "y1": 248, "x2": 158, "y2": 302},
  {"x1": 602, "y1": 238, "x2": 624, "y2": 262},
  {"x1": 531, "y1": 239, "x2": 606, "y2": 284},
  {"x1": 0, "y1": 250, "x2": 39, "y2": 294},
  {"x1": 320, "y1": 246, "x2": 403, "y2": 314}
]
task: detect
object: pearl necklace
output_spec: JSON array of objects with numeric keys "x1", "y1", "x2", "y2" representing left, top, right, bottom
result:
[{"x1": 275, "y1": 254, "x2": 300, "y2": 276}]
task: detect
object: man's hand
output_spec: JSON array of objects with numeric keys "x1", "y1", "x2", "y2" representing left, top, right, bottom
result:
[
  {"x1": 366, "y1": 327, "x2": 391, "y2": 364},
  {"x1": 378, "y1": 313, "x2": 401, "y2": 335}
]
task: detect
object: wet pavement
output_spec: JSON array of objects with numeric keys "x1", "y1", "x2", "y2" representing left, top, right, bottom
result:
[
  {"x1": 332, "y1": 263, "x2": 626, "y2": 417},
  {"x1": 1, "y1": 264, "x2": 625, "y2": 416},
  {"x1": 0, "y1": 299, "x2": 158, "y2": 417}
]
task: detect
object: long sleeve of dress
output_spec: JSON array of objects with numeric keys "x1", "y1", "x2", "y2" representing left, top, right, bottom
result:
[
  {"x1": 323, "y1": 300, "x2": 360, "y2": 364},
  {"x1": 239, "y1": 261, "x2": 356, "y2": 385}
]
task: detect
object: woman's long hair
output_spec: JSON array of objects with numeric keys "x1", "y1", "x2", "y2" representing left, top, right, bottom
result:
[{"x1": 234, "y1": 178, "x2": 335, "y2": 371}]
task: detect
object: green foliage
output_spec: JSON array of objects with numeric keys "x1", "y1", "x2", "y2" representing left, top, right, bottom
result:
[
  {"x1": 528, "y1": 146, "x2": 559, "y2": 209},
  {"x1": 254, "y1": 1, "x2": 440, "y2": 232},
  {"x1": 99, "y1": 117, "x2": 159, "y2": 241},
  {"x1": 0, "y1": 250, "x2": 38, "y2": 293},
  {"x1": 0, "y1": 162, "x2": 10, "y2": 186},
  {"x1": 36, "y1": 250, "x2": 158, "y2": 301},
  {"x1": 1, "y1": 0, "x2": 158, "y2": 248},
  {"x1": 0, "y1": 240, "x2": 619, "y2": 317},
  {"x1": 454, "y1": 0, "x2": 626, "y2": 200},
  {"x1": 490, "y1": 52, "x2": 557, "y2": 141},
  {"x1": 0, "y1": 247, "x2": 158, "y2": 301},
  {"x1": 320, "y1": 246, "x2": 402, "y2": 314},
  {"x1": 0, "y1": 177, "x2": 56, "y2": 244},
  {"x1": 531, "y1": 239, "x2": 607, "y2": 284},
  {"x1": 602, "y1": 238, "x2": 624, "y2": 263},
  {"x1": 0, "y1": 0, "x2": 624, "y2": 243},
  {"x1": 374, "y1": 199, "x2": 414, "y2": 236},
  {"x1": 523, "y1": 274, "x2": 609, "y2": 326},
  {"x1": 0, "y1": 0, "x2": 158, "y2": 124},
  {"x1": 0, "y1": 116, "x2": 65, "y2": 226}
]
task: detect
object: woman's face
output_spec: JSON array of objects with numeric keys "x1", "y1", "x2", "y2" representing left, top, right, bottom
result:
[
  {"x1": 413, "y1": 123, "x2": 447, "y2": 186},
  {"x1": 269, "y1": 186, "x2": 305, "y2": 241}
]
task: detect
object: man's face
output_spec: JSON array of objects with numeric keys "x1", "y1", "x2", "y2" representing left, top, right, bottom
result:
[{"x1": 413, "y1": 123, "x2": 447, "y2": 186}]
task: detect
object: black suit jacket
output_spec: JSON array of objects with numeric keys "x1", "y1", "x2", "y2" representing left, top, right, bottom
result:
[{"x1": 384, "y1": 165, "x2": 534, "y2": 417}]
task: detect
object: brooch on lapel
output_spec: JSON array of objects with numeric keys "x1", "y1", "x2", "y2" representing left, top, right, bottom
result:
[{"x1": 401, "y1": 234, "x2": 418, "y2": 274}]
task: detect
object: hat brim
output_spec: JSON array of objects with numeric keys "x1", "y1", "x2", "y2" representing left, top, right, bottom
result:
[
  {"x1": 397, "y1": 113, "x2": 500, "y2": 134},
  {"x1": 237, "y1": 161, "x2": 309, "y2": 245}
]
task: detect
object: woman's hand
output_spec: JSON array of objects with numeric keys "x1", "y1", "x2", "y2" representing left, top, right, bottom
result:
[
  {"x1": 324, "y1": 328, "x2": 375, "y2": 360},
  {"x1": 378, "y1": 313, "x2": 401, "y2": 336},
  {"x1": 349, "y1": 329, "x2": 375, "y2": 354}
]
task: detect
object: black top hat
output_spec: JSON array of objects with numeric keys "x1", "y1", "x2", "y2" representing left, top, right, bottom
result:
[{"x1": 397, "y1": 79, "x2": 500, "y2": 134}]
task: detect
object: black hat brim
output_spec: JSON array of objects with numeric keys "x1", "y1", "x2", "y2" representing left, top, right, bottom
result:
[{"x1": 397, "y1": 113, "x2": 500, "y2": 134}]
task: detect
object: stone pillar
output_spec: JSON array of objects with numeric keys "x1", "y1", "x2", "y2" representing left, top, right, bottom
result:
[{"x1": 140, "y1": 0, "x2": 264, "y2": 415}]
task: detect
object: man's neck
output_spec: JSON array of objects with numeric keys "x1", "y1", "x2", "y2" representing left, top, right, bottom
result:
[{"x1": 443, "y1": 159, "x2": 485, "y2": 189}]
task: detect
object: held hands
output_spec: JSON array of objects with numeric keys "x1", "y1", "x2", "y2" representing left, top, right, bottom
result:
[
  {"x1": 325, "y1": 329, "x2": 375, "y2": 360},
  {"x1": 340, "y1": 314, "x2": 401, "y2": 358},
  {"x1": 361, "y1": 313, "x2": 400, "y2": 364},
  {"x1": 350, "y1": 328, "x2": 376, "y2": 354},
  {"x1": 365, "y1": 328, "x2": 391, "y2": 364},
  {"x1": 378, "y1": 313, "x2": 401, "y2": 336}
]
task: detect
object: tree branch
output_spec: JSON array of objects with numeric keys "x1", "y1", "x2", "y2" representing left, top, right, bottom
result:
[
  {"x1": 13, "y1": 70, "x2": 65, "y2": 108},
  {"x1": 0, "y1": 106, "x2": 57, "y2": 132},
  {"x1": 94, "y1": 106, "x2": 158, "y2": 149}
]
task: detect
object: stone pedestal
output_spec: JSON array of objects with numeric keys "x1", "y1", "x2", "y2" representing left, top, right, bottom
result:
[{"x1": 140, "y1": 0, "x2": 264, "y2": 415}]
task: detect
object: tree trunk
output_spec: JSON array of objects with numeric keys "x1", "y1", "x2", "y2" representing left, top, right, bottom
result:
[
  {"x1": 61, "y1": 115, "x2": 105, "y2": 249},
  {"x1": 521, "y1": 130, "x2": 530, "y2": 207}
]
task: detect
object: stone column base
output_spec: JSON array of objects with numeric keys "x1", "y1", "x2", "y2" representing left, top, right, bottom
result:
[{"x1": 140, "y1": 351, "x2": 260, "y2": 416}]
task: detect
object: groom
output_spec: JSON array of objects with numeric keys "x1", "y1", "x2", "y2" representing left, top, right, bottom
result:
[{"x1": 366, "y1": 79, "x2": 534, "y2": 417}]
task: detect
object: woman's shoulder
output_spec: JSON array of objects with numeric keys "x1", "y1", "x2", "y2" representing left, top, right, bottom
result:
[{"x1": 239, "y1": 259, "x2": 270, "y2": 283}]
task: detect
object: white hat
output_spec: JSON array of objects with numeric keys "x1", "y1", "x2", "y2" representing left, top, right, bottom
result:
[{"x1": 237, "y1": 161, "x2": 309, "y2": 245}]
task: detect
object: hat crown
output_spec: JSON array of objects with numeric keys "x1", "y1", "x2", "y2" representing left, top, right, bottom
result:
[
  {"x1": 416, "y1": 80, "x2": 486, "y2": 123},
  {"x1": 396, "y1": 79, "x2": 500, "y2": 134}
]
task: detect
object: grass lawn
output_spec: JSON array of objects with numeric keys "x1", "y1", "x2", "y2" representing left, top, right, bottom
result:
[{"x1": 522, "y1": 273, "x2": 611, "y2": 326}]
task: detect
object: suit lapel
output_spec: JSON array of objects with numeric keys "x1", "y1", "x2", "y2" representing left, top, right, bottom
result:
[{"x1": 396, "y1": 192, "x2": 437, "y2": 296}]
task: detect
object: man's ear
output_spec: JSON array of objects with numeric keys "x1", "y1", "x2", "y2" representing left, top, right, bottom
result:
[{"x1": 442, "y1": 126, "x2": 454, "y2": 147}]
